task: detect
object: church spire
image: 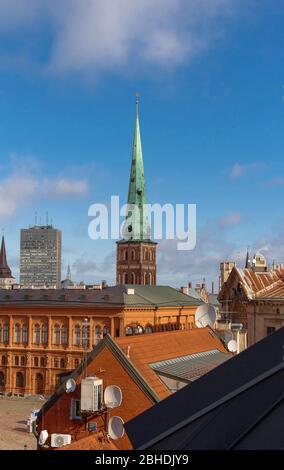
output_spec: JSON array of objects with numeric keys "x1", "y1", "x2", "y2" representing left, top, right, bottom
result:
[
  {"x1": 245, "y1": 247, "x2": 251, "y2": 269},
  {"x1": 0, "y1": 236, "x2": 12, "y2": 278},
  {"x1": 66, "y1": 263, "x2": 71, "y2": 281},
  {"x1": 124, "y1": 93, "x2": 150, "y2": 241}
]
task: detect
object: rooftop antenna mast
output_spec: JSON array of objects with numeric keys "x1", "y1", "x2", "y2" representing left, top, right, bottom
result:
[
  {"x1": 35, "y1": 211, "x2": 38, "y2": 226},
  {"x1": 46, "y1": 211, "x2": 49, "y2": 226},
  {"x1": 82, "y1": 318, "x2": 90, "y2": 379}
]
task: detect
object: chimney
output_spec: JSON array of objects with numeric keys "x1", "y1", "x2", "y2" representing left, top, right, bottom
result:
[
  {"x1": 180, "y1": 286, "x2": 189, "y2": 295},
  {"x1": 188, "y1": 282, "x2": 192, "y2": 289}
]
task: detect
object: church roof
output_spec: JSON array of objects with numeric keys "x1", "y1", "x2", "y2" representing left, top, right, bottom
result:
[
  {"x1": 122, "y1": 95, "x2": 150, "y2": 242},
  {"x1": 0, "y1": 236, "x2": 13, "y2": 279}
]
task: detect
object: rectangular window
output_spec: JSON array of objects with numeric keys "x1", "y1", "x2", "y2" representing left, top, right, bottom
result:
[
  {"x1": 267, "y1": 326, "x2": 276, "y2": 336},
  {"x1": 70, "y1": 399, "x2": 81, "y2": 420}
]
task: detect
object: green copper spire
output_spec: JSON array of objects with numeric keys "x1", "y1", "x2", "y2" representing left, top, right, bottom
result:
[{"x1": 124, "y1": 94, "x2": 150, "y2": 241}]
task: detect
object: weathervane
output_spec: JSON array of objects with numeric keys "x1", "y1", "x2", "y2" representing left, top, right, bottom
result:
[{"x1": 135, "y1": 91, "x2": 140, "y2": 105}]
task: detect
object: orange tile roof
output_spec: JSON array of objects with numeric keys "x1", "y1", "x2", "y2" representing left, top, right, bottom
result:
[
  {"x1": 57, "y1": 433, "x2": 118, "y2": 451},
  {"x1": 235, "y1": 268, "x2": 284, "y2": 300},
  {"x1": 116, "y1": 328, "x2": 230, "y2": 400}
]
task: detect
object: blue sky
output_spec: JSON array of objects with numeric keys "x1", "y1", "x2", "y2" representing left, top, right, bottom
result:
[{"x1": 0, "y1": 0, "x2": 284, "y2": 287}]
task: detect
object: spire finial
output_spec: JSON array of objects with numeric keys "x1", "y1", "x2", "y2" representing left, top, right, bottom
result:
[{"x1": 135, "y1": 91, "x2": 140, "y2": 114}]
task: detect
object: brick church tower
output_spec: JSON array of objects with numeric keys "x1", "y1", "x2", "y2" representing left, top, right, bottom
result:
[{"x1": 116, "y1": 95, "x2": 157, "y2": 285}]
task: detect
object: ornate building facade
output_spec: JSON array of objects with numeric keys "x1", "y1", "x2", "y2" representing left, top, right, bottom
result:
[
  {"x1": 0, "y1": 285, "x2": 201, "y2": 395},
  {"x1": 116, "y1": 96, "x2": 157, "y2": 285},
  {"x1": 218, "y1": 254, "x2": 284, "y2": 347}
]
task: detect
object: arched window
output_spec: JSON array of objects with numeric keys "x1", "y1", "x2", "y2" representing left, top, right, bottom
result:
[
  {"x1": 123, "y1": 272, "x2": 128, "y2": 284},
  {"x1": 145, "y1": 325, "x2": 153, "y2": 334},
  {"x1": 1, "y1": 355, "x2": 6, "y2": 366},
  {"x1": 61, "y1": 326, "x2": 68, "y2": 345},
  {"x1": 144, "y1": 250, "x2": 148, "y2": 261},
  {"x1": 15, "y1": 356, "x2": 19, "y2": 366},
  {"x1": 74, "y1": 325, "x2": 81, "y2": 346},
  {"x1": 103, "y1": 326, "x2": 109, "y2": 337},
  {"x1": 134, "y1": 325, "x2": 143, "y2": 335},
  {"x1": 53, "y1": 324, "x2": 60, "y2": 345},
  {"x1": 148, "y1": 251, "x2": 152, "y2": 261},
  {"x1": 144, "y1": 272, "x2": 147, "y2": 284},
  {"x1": 14, "y1": 324, "x2": 21, "y2": 344},
  {"x1": 124, "y1": 250, "x2": 128, "y2": 261},
  {"x1": 131, "y1": 250, "x2": 135, "y2": 261},
  {"x1": 95, "y1": 325, "x2": 102, "y2": 345},
  {"x1": 0, "y1": 371, "x2": 4, "y2": 387},
  {"x1": 40, "y1": 357, "x2": 45, "y2": 367},
  {"x1": 41, "y1": 325, "x2": 48, "y2": 345},
  {"x1": 34, "y1": 324, "x2": 40, "y2": 344},
  {"x1": 54, "y1": 357, "x2": 59, "y2": 368},
  {"x1": 60, "y1": 358, "x2": 65, "y2": 368},
  {"x1": 22, "y1": 324, "x2": 28, "y2": 344},
  {"x1": 74, "y1": 358, "x2": 80, "y2": 368},
  {"x1": 131, "y1": 272, "x2": 135, "y2": 284},
  {"x1": 3, "y1": 322, "x2": 9, "y2": 343},
  {"x1": 16, "y1": 372, "x2": 24, "y2": 388},
  {"x1": 125, "y1": 326, "x2": 133, "y2": 336},
  {"x1": 21, "y1": 356, "x2": 26, "y2": 366},
  {"x1": 34, "y1": 357, "x2": 39, "y2": 367}
]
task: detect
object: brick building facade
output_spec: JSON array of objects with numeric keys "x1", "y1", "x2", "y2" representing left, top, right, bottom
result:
[{"x1": 0, "y1": 285, "x2": 201, "y2": 395}]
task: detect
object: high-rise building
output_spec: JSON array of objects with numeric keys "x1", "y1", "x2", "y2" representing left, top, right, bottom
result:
[
  {"x1": 0, "y1": 236, "x2": 15, "y2": 289},
  {"x1": 116, "y1": 95, "x2": 157, "y2": 285},
  {"x1": 20, "y1": 224, "x2": 61, "y2": 288}
]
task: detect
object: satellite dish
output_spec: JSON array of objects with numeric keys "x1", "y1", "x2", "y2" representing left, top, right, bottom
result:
[
  {"x1": 65, "y1": 378, "x2": 76, "y2": 393},
  {"x1": 104, "y1": 385, "x2": 123, "y2": 409},
  {"x1": 108, "y1": 416, "x2": 125, "y2": 440},
  {"x1": 38, "y1": 430, "x2": 48, "y2": 445},
  {"x1": 195, "y1": 304, "x2": 217, "y2": 328},
  {"x1": 227, "y1": 339, "x2": 238, "y2": 353},
  {"x1": 224, "y1": 331, "x2": 233, "y2": 344}
]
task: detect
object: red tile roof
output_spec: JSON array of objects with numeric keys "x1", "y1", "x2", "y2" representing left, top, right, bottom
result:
[
  {"x1": 57, "y1": 432, "x2": 118, "y2": 451},
  {"x1": 116, "y1": 328, "x2": 230, "y2": 400},
  {"x1": 235, "y1": 268, "x2": 284, "y2": 300}
]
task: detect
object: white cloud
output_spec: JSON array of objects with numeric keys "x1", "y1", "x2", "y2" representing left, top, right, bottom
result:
[
  {"x1": 0, "y1": 155, "x2": 89, "y2": 221},
  {"x1": 0, "y1": 0, "x2": 250, "y2": 77},
  {"x1": 43, "y1": 179, "x2": 89, "y2": 198},
  {"x1": 230, "y1": 162, "x2": 264, "y2": 180},
  {"x1": 265, "y1": 177, "x2": 284, "y2": 188}
]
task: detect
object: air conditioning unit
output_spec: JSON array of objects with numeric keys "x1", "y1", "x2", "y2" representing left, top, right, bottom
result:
[
  {"x1": 81, "y1": 376, "x2": 103, "y2": 412},
  {"x1": 51, "y1": 433, "x2": 71, "y2": 448}
]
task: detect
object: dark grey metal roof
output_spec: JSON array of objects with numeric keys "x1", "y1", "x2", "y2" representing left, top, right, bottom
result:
[
  {"x1": 0, "y1": 285, "x2": 202, "y2": 308},
  {"x1": 150, "y1": 349, "x2": 231, "y2": 382},
  {"x1": 125, "y1": 327, "x2": 284, "y2": 450}
]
